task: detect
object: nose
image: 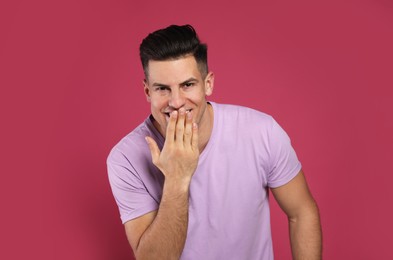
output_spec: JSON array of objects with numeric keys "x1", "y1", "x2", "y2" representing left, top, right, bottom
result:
[{"x1": 168, "y1": 89, "x2": 185, "y2": 109}]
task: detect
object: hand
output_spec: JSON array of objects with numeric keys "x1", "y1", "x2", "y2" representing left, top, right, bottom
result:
[{"x1": 146, "y1": 108, "x2": 199, "y2": 186}]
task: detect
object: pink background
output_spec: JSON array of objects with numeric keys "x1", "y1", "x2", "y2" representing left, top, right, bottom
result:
[{"x1": 1, "y1": 0, "x2": 392, "y2": 259}]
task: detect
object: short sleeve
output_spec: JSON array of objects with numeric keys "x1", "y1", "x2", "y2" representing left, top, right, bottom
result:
[
  {"x1": 107, "y1": 148, "x2": 159, "y2": 224},
  {"x1": 266, "y1": 118, "x2": 302, "y2": 188}
]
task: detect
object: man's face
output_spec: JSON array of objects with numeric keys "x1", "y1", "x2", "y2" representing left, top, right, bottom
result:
[{"x1": 143, "y1": 55, "x2": 214, "y2": 138}]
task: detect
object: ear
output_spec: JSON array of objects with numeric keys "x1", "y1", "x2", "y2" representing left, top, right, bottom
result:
[
  {"x1": 204, "y1": 72, "x2": 214, "y2": 97},
  {"x1": 143, "y1": 79, "x2": 151, "y2": 102}
]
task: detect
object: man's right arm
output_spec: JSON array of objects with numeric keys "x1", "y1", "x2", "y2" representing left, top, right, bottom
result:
[
  {"x1": 125, "y1": 181, "x2": 190, "y2": 260},
  {"x1": 124, "y1": 109, "x2": 199, "y2": 260}
]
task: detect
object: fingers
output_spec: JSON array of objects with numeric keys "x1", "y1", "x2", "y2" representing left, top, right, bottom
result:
[
  {"x1": 166, "y1": 108, "x2": 197, "y2": 150},
  {"x1": 175, "y1": 108, "x2": 186, "y2": 144},
  {"x1": 191, "y1": 122, "x2": 199, "y2": 152},
  {"x1": 184, "y1": 111, "x2": 193, "y2": 146},
  {"x1": 145, "y1": 136, "x2": 160, "y2": 165},
  {"x1": 165, "y1": 111, "x2": 178, "y2": 144}
]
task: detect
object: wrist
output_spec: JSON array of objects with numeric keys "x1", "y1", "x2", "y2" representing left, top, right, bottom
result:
[{"x1": 164, "y1": 176, "x2": 192, "y2": 194}]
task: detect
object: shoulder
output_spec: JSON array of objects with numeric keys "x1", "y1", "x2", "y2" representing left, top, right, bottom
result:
[
  {"x1": 107, "y1": 118, "x2": 156, "y2": 167},
  {"x1": 213, "y1": 102, "x2": 272, "y2": 120},
  {"x1": 211, "y1": 102, "x2": 276, "y2": 130}
]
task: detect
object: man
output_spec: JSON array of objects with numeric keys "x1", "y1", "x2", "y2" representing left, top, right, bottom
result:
[{"x1": 107, "y1": 24, "x2": 322, "y2": 259}]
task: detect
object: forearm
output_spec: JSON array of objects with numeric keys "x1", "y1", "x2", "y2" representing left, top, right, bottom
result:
[
  {"x1": 289, "y1": 203, "x2": 322, "y2": 260},
  {"x1": 135, "y1": 179, "x2": 190, "y2": 260}
]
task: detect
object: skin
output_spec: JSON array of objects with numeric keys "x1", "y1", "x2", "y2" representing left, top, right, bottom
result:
[
  {"x1": 143, "y1": 55, "x2": 214, "y2": 152},
  {"x1": 125, "y1": 55, "x2": 214, "y2": 260},
  {"x1": 271, "y1": 171, "x2": 322, "y2": 259},
  {"x1": 124, "y1": 55, "x2": 322, "y2": 259}
]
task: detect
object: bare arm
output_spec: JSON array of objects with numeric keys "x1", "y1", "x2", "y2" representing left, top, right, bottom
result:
[
  {"x1": 125, "y1": 108, "x2": 199, "y2": 260},
  {"x1": 271, "y1": 170, "x2": 322, "y2": 260}
]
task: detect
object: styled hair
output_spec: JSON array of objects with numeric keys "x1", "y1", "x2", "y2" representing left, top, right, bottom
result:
[{"x1": 139, "y1": 24, "x2": 208, "y2": 79}]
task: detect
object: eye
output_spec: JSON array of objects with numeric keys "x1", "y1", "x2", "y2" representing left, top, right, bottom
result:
[
  {"x1": 155, "y1": 86, "x2": 170, "y2": 92},
  {"x1": 183, "y1": 82, "x2": 195, "y2": 88}
]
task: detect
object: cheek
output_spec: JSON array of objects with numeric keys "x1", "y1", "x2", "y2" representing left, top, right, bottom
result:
[
  {"x1": 150, "y1": 96, "x2": 166, "y2": 109},
  {"x1": 189, "y1": 89, "x2": 206, "y2": 102}
]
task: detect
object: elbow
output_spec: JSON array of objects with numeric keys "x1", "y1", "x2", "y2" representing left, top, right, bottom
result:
[{"x1": 288, "y1": 201, "x2": 321, "y2": 224}]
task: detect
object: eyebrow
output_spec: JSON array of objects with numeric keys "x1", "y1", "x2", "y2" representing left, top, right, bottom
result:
[
  {"x1": 152, "y1": 77, "x2": 199, "y2": 88},
  {"x1": 152, "y1": 82, "x2": 170, "y2": 88},
  {"x1": 180, "y1": 77, "x2": 199, "y2": 85}
]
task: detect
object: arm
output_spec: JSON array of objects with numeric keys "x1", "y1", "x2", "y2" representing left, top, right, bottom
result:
[
  {"x1": 271, "y1": 170, "x2": 322, "y2": 260},
  {"x1": 125, "y1": 108, "x2": 199, "y2": 260}
]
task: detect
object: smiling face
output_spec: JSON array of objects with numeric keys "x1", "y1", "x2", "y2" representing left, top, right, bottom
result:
[{"x1": 144, "y1": 55, "x2": 214, "y2": 138}]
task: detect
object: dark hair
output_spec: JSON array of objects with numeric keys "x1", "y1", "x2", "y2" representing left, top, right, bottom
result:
[{"x1": 140, "y1": 24, "x2": 208, "y2": 79}]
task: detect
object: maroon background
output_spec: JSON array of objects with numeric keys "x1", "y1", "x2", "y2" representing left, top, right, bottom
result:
[{"x1": 1, "y1": 0, "x2": 392, "y2": 259}]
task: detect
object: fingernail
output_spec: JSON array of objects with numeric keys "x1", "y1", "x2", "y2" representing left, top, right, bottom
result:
[
  {"x1": 187, "y1": 111, "x2": 192, "y2": 119},
  {"x1": 145, "y1": 137, "x2": 149, "y2": 143},
  {"x1": 179, "y1": 108, "x2": 185, "y2": 115},
  {"x1": 171, "y1": 111, "x2": 178, "y2": 117}
]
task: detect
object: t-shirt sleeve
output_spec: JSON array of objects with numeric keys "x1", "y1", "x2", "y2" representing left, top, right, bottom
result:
[
  {"x1": 107, "y1": 148, "x2": 159, "y2": 224},
  {"x1": 266, "y1": 117, "x2": 302, "y2": 188}
]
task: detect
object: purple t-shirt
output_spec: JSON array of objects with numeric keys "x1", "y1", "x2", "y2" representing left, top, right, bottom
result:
[{"x1": 107, "y1": 102, "x2": 301, "y2": 259}]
